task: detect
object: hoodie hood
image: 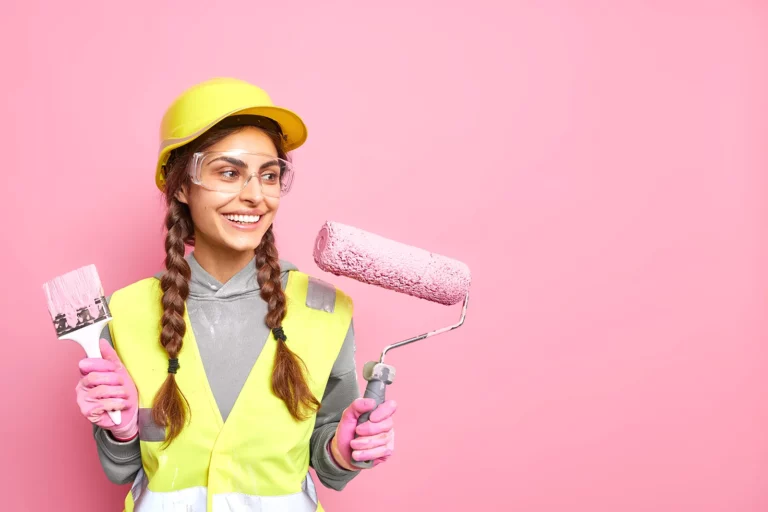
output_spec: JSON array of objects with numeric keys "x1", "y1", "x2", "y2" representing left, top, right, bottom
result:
[{"x1": 154, "y1": 252, "x2": 298, "y2": 299}]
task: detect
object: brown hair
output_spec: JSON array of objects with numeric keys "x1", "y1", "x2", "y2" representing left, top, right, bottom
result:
[{"x1": 153, "y1": 116, "x2": 319, "y2": 445}]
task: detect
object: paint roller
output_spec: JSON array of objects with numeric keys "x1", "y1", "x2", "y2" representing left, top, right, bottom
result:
[{"x1": 313, "y1": 221, "x2": 471, "y2": 469}]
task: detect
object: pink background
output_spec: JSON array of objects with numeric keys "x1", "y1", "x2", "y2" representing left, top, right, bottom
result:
[{"x1": 1, "y1": 1, "x2": 767, "y2": 510}]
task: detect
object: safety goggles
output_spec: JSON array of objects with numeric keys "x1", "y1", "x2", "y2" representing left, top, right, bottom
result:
[{"x1": 188, "y1": 150, "x2": 294, "y2": 197}]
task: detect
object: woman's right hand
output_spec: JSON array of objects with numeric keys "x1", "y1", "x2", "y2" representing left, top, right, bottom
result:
[{"x1": 76, "y1": 338, "x2": 139, "y2": 441}]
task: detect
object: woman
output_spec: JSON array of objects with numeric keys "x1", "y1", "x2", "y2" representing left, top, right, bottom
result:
[{"x1": 74, "y1": 77, "x2": 397, "y2": 511}]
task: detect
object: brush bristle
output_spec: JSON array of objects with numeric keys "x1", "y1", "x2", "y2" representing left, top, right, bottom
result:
[{"x1": 42, "y1": 264, "x2": 111, "y2": 336}]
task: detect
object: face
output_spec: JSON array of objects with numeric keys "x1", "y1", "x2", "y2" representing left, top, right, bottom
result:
[{"x1": 177, "y1": 127, "x2": 280, "y2": 255}]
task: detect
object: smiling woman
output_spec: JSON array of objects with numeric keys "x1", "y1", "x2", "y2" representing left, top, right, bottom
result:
[{"x1": 71, "y1": 78, "x2": 398, "y2": 512}]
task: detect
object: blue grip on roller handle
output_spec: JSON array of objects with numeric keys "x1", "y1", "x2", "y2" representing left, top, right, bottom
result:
[{"x1": 351, "y1": 378, "x2": 387, "y2": 469}]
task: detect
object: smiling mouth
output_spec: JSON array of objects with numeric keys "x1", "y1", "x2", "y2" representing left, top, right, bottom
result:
[{"x1": 222, "y1": 213, "x2": 261, "y2": 225}]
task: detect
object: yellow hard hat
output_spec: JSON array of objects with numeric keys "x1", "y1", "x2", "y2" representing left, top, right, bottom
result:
[{"x1": 155, "y1": 77, "x2": 308, "y2": 191}]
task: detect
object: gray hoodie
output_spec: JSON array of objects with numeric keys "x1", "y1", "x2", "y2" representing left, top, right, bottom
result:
[{"x1": 92, "y1": 253, "x2": 361, "y2": 491}]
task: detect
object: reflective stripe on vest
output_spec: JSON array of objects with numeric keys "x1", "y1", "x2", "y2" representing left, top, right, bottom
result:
[
  {"x1": 128, "y1": 468, "x2": 324, "y2": 511},
  {"x1": 109, "y1": 271, "x2": 350, "y2": 512}
]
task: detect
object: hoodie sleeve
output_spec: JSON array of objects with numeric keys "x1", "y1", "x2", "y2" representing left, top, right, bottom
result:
[{"x1": 309, "y1": 320, "x2": 363, "y2": 490}]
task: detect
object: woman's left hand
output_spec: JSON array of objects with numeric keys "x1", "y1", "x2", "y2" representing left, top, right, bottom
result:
[{"x1": 331, "y1": 397, "x2": 397, "y2": 470}]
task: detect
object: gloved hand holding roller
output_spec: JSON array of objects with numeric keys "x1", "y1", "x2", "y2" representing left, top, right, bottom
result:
[{"x1": 314, "y1": 221, "x2": 471, "y2": 469}]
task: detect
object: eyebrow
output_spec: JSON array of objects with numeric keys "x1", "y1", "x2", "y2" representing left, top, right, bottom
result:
[
  {"x1": 260, "y1": 159, "x2": 281, "y2": 170},
  {"x1": 209, "y1": 155, "x2": 247, "y2": 167},
  {"x1": 208, "y1": 156, "x2": 281, "y2": 170}
]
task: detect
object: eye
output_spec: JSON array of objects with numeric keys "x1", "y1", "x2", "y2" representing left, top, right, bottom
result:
[
  {"x1": 219, "y1": 168, "x2": 240, "y2": 179},
  {"x1": 261, "y1": 167, "x2": 281, "y2": 183}
]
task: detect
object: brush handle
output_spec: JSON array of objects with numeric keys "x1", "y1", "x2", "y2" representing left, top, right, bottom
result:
[
  {"x1": 79, "y1": 329, "x2": 122, "y2": 426},
  {"x1": 107, "y1": 408, "x2": 122, "y2": 425}
]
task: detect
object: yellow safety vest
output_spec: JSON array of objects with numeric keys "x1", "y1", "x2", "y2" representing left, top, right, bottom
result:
[{"x1": 108, "y1": 271, "x2": 353, "y2": 511}]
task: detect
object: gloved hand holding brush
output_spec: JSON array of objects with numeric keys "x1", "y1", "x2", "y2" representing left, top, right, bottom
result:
[
  {"x1": 76, "y1": 338, "x2": 139, "y2": 441},
  {"x1": 331, "y1": 397, "x2": 397, "y2": 470}
]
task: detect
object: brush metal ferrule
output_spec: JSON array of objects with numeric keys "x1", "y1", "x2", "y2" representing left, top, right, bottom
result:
[{"x1": 52, "y1": 296, "x2": 112, "y2": 337}]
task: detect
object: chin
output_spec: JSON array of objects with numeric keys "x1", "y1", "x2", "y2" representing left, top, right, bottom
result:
[
  {"x1": 199, "y1": 213, "x2": 274, "y2": 254},
  {"x1": 220, "y1": 234, "x2": 265, "y2": 253},
  {"x1": 219, "y1": 223, "x2": 271, "y2": 252}
]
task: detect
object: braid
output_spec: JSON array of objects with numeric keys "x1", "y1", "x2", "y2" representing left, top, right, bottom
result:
[
  {"x1": 153, "y1": 114, "x2": 295, "y2": 439},
  {"x1": 256, "y1": 226, "x2": 320, "y2": 420},
  {"x1": 151, "y1": 198, "x2": 192, "y2": 444}
]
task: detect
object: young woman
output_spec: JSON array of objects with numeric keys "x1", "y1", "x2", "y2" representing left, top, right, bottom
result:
[{"x1": 74, "y1": 77, "x2": 397, "y2": 511}]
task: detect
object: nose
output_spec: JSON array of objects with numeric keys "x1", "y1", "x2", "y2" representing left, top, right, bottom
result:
[{"x1": 239, "y1": 174, "x2": 264, "y2": 203}]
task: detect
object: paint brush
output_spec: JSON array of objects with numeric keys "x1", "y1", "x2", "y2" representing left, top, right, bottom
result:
[{"x1": 42, "y1": 264, "x2": 121, "y2": 425}]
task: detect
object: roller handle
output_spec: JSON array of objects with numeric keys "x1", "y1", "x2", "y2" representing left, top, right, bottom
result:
[
  {"x1": 351, "y1": 362, "x2": 396, "y2": 470},
  {"x1": 352, "y1": 379, "x2": 388, "y2": 469}
]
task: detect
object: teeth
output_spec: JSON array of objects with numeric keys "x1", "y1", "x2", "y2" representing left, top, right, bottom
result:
[{"x1": 225, "y1": 214, "x2": 260, "y2": 224}]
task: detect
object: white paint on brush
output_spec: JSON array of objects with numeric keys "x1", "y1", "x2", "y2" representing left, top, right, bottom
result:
[{"x1": 43, "y1": 264, "x2": 103, "y2": 328}]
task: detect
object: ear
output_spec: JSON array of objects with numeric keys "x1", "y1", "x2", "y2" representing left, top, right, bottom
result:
[{"x1": 175, "y1": 184, "x2": 189, "y2": 205}]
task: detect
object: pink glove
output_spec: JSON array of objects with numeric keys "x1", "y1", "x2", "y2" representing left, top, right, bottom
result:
[
  {"x1": 76, "y1": 338, "x2": 139, "y2": 441},
  {"x1": 330, "y1": 398, "x2": 397, "y2": 470}
]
